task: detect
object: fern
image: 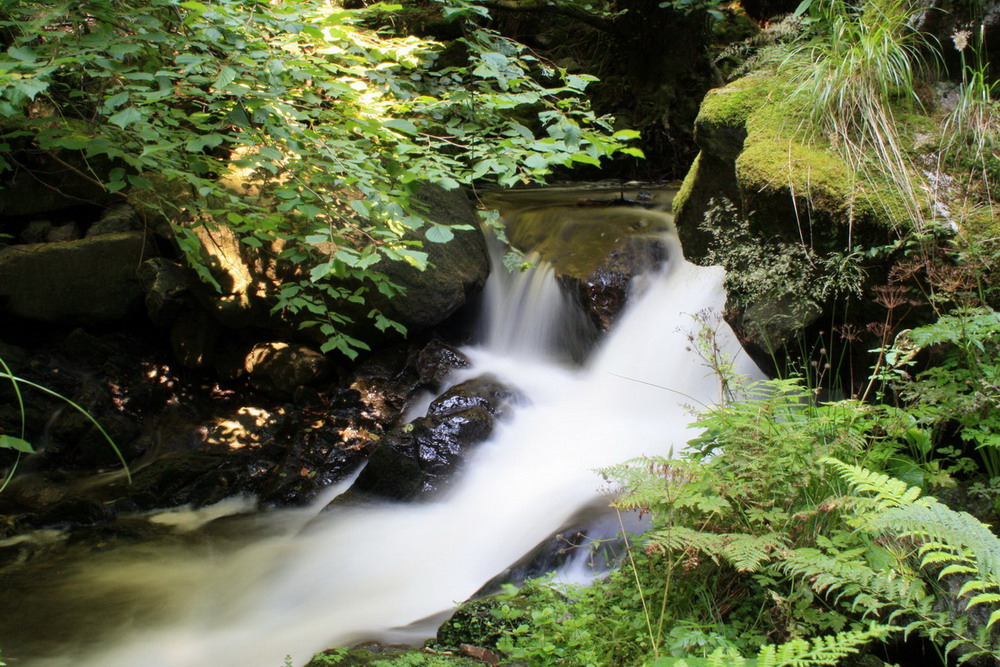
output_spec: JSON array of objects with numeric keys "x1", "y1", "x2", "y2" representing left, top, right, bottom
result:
[
  {"x1": 652, "y1": 623, "x2": 894, "y2": 667},
  {"x1": 784, "y1": 459, "x2": 1000, "y2": 662}
]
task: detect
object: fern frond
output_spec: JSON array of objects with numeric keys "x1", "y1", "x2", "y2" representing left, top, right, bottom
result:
[
  {"x1": 757, "y1": 624, "x2": 894, "y2": 666},
  {"x1": 872, "y1": 498, "x2": 1000, "y2": 581},
  {"x1": 821, "y1": 458, "x2": 915, "y2": 508}
]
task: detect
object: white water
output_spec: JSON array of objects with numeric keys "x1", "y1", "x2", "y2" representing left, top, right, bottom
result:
[{"x1": 31, "y1": 213, "x2": 756, "y2": 667}]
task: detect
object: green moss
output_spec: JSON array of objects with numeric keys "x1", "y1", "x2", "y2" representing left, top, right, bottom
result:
[
  {"x1": 737, "y1": 94, "x2": 912, "y2": 231},
  {"x1": 956, "y1": 205, "x2": 1000, "y2": 238},
  {"x1": 671, "y1": 151, "x2": 701, "y2": 221},
  {"x1": 696, "y1": 73, "x2": 781, "y2": 129}
]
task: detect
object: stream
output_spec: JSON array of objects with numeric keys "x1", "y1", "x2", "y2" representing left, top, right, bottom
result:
[{"x1": 1, "y1": 185, "x2": 758, "y2": 667}]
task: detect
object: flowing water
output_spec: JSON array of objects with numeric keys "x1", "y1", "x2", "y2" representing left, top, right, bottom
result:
[{"x1": 4, "y1": 185, "x2": 758, "y2": 667}]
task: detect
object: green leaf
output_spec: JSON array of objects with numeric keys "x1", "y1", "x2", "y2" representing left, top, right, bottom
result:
[
  {"x1": 109, "y1": 107, "x2": 143, "y2": 129},
  {"x1": 7, "y1": 46, "x2": 37, "y2": 63},
  {"x1": 425, "y1": 225, "x2": 454, "y2": 243},
  {"x1": 213, "y1": 66, "x2": 238, "y2": 91},
  {"x1": 105, "y1": 91, "x2": 130, "y2": 110},
  {"x1": 0, "y1": 434, "x2": 33, "y2": 453},
  {"x1": 383, "y1": 118, "x2": 418, "y2": 135}
]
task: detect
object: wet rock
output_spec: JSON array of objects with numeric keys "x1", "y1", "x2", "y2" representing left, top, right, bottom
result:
[
  {"x1": 32, "y1": 497, "x2": 115, "y2": 529},
  {"x1": 244, "y1": 342, "x2": 329, "y2": 397},
  {"x1": 350, "y1": 337, "x2": 470, "y2": 427},
  {"x1": 0, "y1": 231, "x2": 151, "y2": 324},
  {"x1": 342, "y1": 375, "x2": 519, "y2": 503},
  {"x1": 427, "y1": 375, "x2": 517, "y2": 420},
  {"x1": 137, "y1": 258, "x2": 191, "y2": 327},
  {"x1": 504, "y1": 199, "x2": 670, "y2": 334},
  {"x1": 124, "y1": 449, "x2": 256, "y2": 510}
]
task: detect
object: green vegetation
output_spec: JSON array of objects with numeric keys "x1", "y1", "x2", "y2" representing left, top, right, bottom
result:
[
  {"x1": 0, "y1": 0, "x2": 639, "y2": 357},
  {"x1": 0, "y1": 355, "x2": 128, "y2": 490}
]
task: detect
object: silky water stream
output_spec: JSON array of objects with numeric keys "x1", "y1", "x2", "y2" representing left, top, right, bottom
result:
[{"x1": 3, "y1": 186, "x2": 758, "y2": 667}]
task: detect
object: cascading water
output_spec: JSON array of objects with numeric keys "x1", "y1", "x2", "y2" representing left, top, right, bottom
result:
[{"x1": 10, "y1": 188, "x2": 758, "y2": 667}]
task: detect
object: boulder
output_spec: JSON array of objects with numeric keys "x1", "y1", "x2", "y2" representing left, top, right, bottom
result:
[
  {"x1": 341, "y1": 375, "x2": 519, "y2": 503},
  {"x1": 0, "y1": 231, "x2": 151, "y2": 324},
  {"x1": 137, "y1": 257, "x2": 191, "y2": 326},
  {"x1": 671, "y1": 73, "x2": 902, "y2": 357},
  {"x1": 86, "y1": 203, "x2": 141, "y2": 237},
  {"x1": 503, "y1": 197, "x2": 671, "y2": 333},
  {"x1": 244, "y1": 342, "x2": 329, "y2": 397},
  {"x1": 163, "y1": 185, "x2": 489, "y2": 353}
]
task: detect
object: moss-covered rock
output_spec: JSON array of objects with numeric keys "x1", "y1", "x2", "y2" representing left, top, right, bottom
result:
[{"x1": 673, "y1": 71, "x2": 915, "y2": 357}]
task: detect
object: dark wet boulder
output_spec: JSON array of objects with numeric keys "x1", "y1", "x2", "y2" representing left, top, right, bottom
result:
[
  {"x1": 137, "y1": 257, "x2": 192, "y2": 327},
  {"x1": 349, "y1": 337, "x2": 470, "y2": 427},
  {"x1": 341, "y1": 375, "x2": 519, "y2": 503}
]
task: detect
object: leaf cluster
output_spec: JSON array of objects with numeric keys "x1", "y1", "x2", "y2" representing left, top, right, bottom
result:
[{"x1": 0, "y1": 0, "x2": 638, "y2": 356}]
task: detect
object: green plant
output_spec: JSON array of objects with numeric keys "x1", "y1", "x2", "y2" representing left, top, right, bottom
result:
[
  {"x1": 0, "y1": 355, "x2": 129, "y2": 490},
  {"x1": 778, "y1": 0, "x2": 932, "y2": 229},
  {"x1": 940, "y1": 25, "x2": 1000, "y2": 205},
  {"x1": 0, "y1": 0, "x2": 638, "y2": 358},
  {"x1": 888, "y1": 307, "x2": 1000, "y2": 484},
  {"x1": 782, "y1": 458, "x2": 1000, "y2": 663},
  {"x1": 699, "y1": 197, "x2": 867, "y2": 352},
  {"x1": 651, "y1": 623, "x2": 895, "y2": 666}
]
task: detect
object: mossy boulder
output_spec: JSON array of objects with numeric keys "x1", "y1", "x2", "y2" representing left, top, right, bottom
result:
[
  {"x1": 0, "y1": 231, "x2": 152, "y2": 324},
  {"x1": 672, "y1": 73, "x2": 909, "y2": 356},
  {"x1": 674, "y1": 73, "x2": 905, "y2": 260}
]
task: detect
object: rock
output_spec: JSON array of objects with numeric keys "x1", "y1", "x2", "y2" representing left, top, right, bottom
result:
[
  {"x1": 163, "y1": 185, "x2": 488, "y2": 353},
  {"x1": 45, "y1": 223, "x2": 81, "y2": 243},
  {"x1": 137, "y1": 258, "x2": 191, "y2": 326},
  {"x1": 86, "y1": 203, "x2": 140, "y2": 237},
  {"x1": 370, "y1": 185, "x2": 490, "y2": 336},
  {"x1": 504, "y1": 199, "x2": 670, "y2": 334},
  {"x1": 350, "y1": 337, "x2": 470, "y2": 426},
  {"x1": 0, "y1": 231, "x2": 151, "y2": 324},
  {"x1": 671, "y1": 73, "x2": 900, "y2": 357},
  {"x1": 244, "y1": 342, "x2": 329, "y2": 397},
  {"x1": 341, "y1": 375, "x2": 519, "y2": 503},
  {"x1": 19, "y1": 220, "x2": 53, "y2": 244}
]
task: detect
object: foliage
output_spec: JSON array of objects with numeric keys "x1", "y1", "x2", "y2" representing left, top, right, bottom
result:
[
  {"x1": 0, "y1": 0, "x2": 638, "y2": 357},
  {"x1": 889, "y1": 307, "x2": 1000, "y2": 483},
  {"x1": 487, "y1": 333, "x2": 1000, "y2": 666},
  {"x1": 782, "y1": 459, "x2": 1000, "y2": 663},
  {"x1": 651, "y1": 624, "x2": 894, "y2": 666},
  {"x1": 777, "y1": 0, "x2": 932, "y2": 228},
  {"x1": 700, "y1": 197, "x2": 867, "y2": 347},
  {"x1": 939, "y1": 25, "x2": 1000, "y2": 204}
]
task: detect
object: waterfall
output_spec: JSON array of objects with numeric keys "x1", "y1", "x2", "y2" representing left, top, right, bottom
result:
[{"x1": 24, "y1": 196, "x2": 757, "y2": 667}]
